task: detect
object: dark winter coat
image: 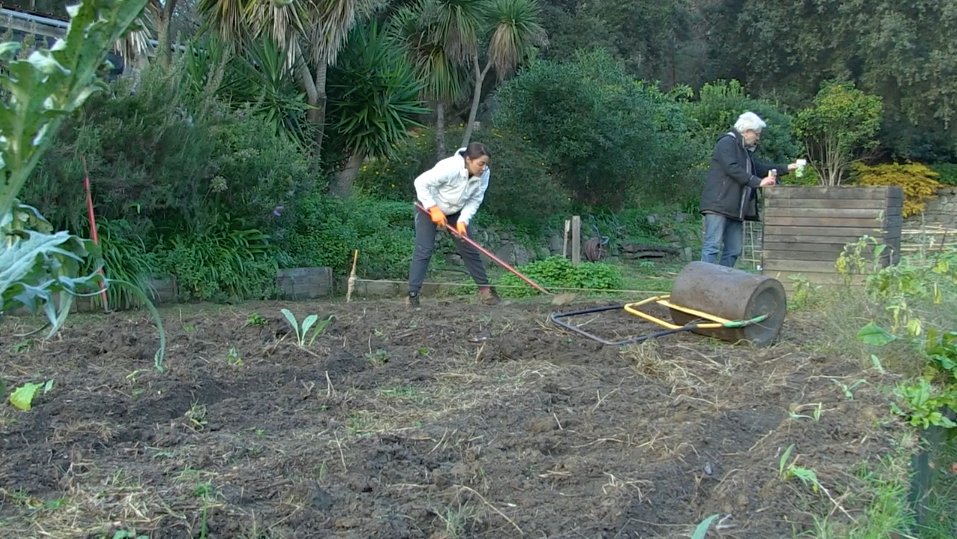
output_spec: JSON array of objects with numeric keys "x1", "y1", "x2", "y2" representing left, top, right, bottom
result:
[{"x1": 699, "y1": 130, "x2": 789, "y2": 221}]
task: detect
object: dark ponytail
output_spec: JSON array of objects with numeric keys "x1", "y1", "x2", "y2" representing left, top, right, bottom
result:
[{"x1": 463, "y1": 141, "x2": 490, "y2": 160}]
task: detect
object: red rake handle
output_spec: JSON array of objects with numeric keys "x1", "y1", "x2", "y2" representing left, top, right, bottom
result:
[{"x1": 414, "y1": 203, "x2": 550, "y2": 294}]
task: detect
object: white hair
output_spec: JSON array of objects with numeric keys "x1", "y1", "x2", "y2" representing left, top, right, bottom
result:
[{"x1": 734, "y1": 111, "x2": 767, "y2": 133}]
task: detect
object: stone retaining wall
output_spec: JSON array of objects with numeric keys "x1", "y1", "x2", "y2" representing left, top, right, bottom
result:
[
  {"x1": 440, "y1": 211, "x2": 700, "y2": 268},
  {"x1": 910, "y1": 187, "x2": 957, "y2": 227}
]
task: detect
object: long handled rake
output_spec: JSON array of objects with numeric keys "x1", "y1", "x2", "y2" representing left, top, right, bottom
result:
[{"x1": 413, "y1": 203, "x2": 576, "y2": 304}]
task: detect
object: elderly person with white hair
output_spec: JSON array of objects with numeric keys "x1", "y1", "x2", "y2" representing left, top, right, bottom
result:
[{"x1": 699, "y1": 111, "x2": 802, "y2": 268}]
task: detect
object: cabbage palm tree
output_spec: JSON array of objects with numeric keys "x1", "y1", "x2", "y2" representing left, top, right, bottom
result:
[
  {"x1": 326, "y1": 21, "x2": 429, "y2": 195},
  {"x1": 197, "y1": 0, "x2": 382, "y2": 153},
  {"x1": 389, "y1": 2, "x2": 471, "y2": 158},
  {"x1": 460, "y1": 0, "x2": 547, "y2": 147}
]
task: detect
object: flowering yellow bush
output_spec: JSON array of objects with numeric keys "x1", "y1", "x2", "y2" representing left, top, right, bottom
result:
[{"x1": 852, "y1": 162, "x2": 943, "y2": 217}]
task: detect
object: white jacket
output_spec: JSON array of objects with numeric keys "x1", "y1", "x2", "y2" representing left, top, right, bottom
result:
[{"x1": 414, "y1": 147, "x2": 490, "y2": 225}]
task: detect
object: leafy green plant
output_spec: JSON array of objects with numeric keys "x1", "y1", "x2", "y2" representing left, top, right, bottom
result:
[
  {"x1": 246, "y1": 312, "x2": 268, "y2": 326},
  {"x1": 8, "y1": 379, "x2": 54, "y2": 411},
  {"x1": 832, "y1": 378, "x2": 867, "y2": 400},
  {"x1": 159, "y1": 225, "x2": 279, "y2": 302},
  {"x1": 280, "y1": 308, "x2": 334, "y2": 347},
  {"x1": 931, "y1": 163, "x2": 957, "y2": 186},
  {"x1": 83, "y1": 218, "x2": 158, "y2": 310},
  {"x1": 0, "y1": 0, "x2": 165, "y2": 372},
  {"x1": 495, "y1": 256, "x2": 624, "y2": 298},
  {"x1": 788, "y1": 274, "x2": 821, "y2": 308},
  {"x1": 691, "y1": 514, "x2": 720, "y2": 539}
]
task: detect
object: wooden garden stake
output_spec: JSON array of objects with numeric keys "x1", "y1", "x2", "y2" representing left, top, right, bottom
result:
[{"x1": 346, "y1": 250, "x2": 359, "y2": 303}]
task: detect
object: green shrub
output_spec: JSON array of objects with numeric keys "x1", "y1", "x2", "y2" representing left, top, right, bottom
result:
[
  {"x1": 494, "y1": 256, "x2": 624, "y2": 298},
  {"x1": 24, "y1": 64, "x2": 318, "y2": 236},
  {"x1": 82, "y1": 218, "x2": 159, "y2": 310},
  {"x1": 683, "y1": 79, "x2": 801, "y2": 166},
  {"x1": 473, "y1": 126, "x2": 572, "y2": 227},
  {"x1": 281, "y1": 192, "x2": 415, "y2": 279},
  {"x1": 493, "y1": 48, "x2": 703, "y2": 211},
  {"x1": 932, "y1": 163, "x2": 957, "y2": 186},
  {"x1": 157, "y1": 226, "x2": 280, "y2": 303}
]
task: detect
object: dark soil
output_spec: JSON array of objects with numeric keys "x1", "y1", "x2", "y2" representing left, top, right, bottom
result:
[{"x1": 0, "y1": 297, "x2": 904, "y2": 539}]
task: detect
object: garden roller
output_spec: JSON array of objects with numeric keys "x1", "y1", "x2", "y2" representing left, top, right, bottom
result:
[{"x1": 550, "y1": 261, "x2": 788, "y2": 347}]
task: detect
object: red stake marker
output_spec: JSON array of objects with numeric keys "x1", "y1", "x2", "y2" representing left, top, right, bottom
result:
[{"x1": 82, "y1": 157, "x2": 109, "y2": 312}]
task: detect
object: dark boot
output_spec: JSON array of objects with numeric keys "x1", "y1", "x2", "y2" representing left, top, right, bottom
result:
[{"x1": 406, "y1": 292, "x2": 420, "y2": 309}]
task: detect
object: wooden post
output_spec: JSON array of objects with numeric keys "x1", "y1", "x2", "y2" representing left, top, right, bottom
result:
[
  {"x1": 346, "y1": 250, "x2": 359, "y2": 303},
  {"x1": 562, "y1": 219, "x2": 570, "y2": 259},
  {"x1": 571, "y1": 215, "x2": 581, "y2": 265}
]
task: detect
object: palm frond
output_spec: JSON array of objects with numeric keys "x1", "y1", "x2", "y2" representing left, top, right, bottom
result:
[
  {"x1": 486, "y1": 0, "x2": 547, "y2": 80},
  {"x1": 198, "y1": 0, "x2": 249, "y2": 44},
  {"x1": 422, "y1": 0, "x2": 486, "y2": 64},
  {"x1": 304, "y1": 0, "x2": 361, "y2": 67}
]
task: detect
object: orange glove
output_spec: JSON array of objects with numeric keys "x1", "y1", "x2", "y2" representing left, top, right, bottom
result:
[
  {"x1": 427, "y1": 206, "x2": 447, "y2": 227},
  {"x1": 456, "y1": 221, "x2": 468, "y2": 237}
]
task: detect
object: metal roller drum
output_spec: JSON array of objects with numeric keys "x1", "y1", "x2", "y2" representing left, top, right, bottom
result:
[{"x1": 668, "y1": 261, "x2": 787, "y2": 347}]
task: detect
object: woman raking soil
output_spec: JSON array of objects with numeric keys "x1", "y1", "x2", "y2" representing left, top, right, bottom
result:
[{"x1": 406, "y1": 142, "x2": 501, "y2": 308}]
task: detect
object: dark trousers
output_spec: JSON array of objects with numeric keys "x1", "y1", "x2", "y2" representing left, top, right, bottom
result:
[{"x1": 408, "y1": 209, "x2": 489, "y2": 295}]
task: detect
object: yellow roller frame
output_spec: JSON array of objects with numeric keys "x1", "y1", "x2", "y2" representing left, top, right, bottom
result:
[{"x1": 623, "y1": 295, "x2": 731, "y2": 330}]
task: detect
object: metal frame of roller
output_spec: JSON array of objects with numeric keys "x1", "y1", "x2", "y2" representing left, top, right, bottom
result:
[{"x1": 667, "y1": 261, "x2": 788, "y2": 347}]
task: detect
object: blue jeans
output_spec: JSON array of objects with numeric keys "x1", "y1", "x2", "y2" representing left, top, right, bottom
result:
[{"x1": 701, "y1": 213, "x2": 743, "y2": 267}]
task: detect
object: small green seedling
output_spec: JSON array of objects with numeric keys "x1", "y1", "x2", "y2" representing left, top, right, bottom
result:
[
  {"x1": 8, "y1": 379, "x2": 54, "y2": 411},
  {"x1": 778, "y1": 444, "x2": 823, "y2": 493},
  {"x1": 691, "y1": 514, "x2": 719, "y2": 539},
  {"x1": 226, "y1": 347, "x2": 243, "y2": 366},
  {"x1": 110, "y1": 531, "x2": 149, "y2": 539},
  {"x1": 831, "y1": 378, "x2": 866, "y2": 400},
  {"x1": 10, "y1": 339, "x2": 33, "y2": 353},
  {"x1": 280, "y1": 308, "x2": 334, "y2": 347},
  {"x1": 789, "y1": 402, "x2": 822, "y2": 421},
  {"x1": 366, "y1": 349, "x2": 389, "y2": 366},
  {"x1": 246, "y1": 312, "x2": 269, "y2": 326}
]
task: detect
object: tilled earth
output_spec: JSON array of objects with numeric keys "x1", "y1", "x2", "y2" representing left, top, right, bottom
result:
[{"x1": 0, "y1": 297, "x2": 906, "y2": 538}]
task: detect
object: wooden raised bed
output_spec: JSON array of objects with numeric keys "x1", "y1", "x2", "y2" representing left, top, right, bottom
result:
[{"x1": 761, "y1": 186, "x2": 904, "y2": 290}]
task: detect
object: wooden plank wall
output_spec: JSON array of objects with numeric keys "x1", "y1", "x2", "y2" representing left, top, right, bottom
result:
[{"x1": 761, "y1": 186, "x2": 904, "y2": 290}]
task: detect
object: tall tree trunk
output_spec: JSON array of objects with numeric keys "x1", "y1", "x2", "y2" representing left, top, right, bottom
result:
[
  {"x1": 151, "y1": 0, "x2": 178, "y2": 67},
  {"x1": 331, "y1": 153, "x2": 365, "y2": 197},
  {"x1": 299, "y1": 62, "x2": 322, "y2": 192},
  {"x1": 435, "y1": 101, "x2": 446, "y2": 159},
  {"x1": 461, "y1": 59, "x2": 493, "y2": 148},
  {"x1": 313, "y1": 62, "x2": 329, "y2": 155},
  {"x1": 299, "y1": 61, "x2": 328, "y2": 157}
]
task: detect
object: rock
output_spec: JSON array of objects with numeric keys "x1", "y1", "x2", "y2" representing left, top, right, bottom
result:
[
  {"x1": 646, "y1": 214, "x2": 658, "y2": 225},
  {"x1": 493, "y1": 243, "x2": 530, "y2": 266},
  {"x1": 493, "y1": 243, "x2": 516, "y2": 264},
  {"x1": 538, "y1": 246, "x2": 552, "y2": 260},
  {"x1": 548, "y1": 234, "x2": 564, "y2": 254},
  {"x1": 513, "y1": 244, "x2": 531, "y2": 266},
  {"x1": 445, "y1": 253, "x2": 463, "y2": 266},
  {"x1": 674, "y1": 212, "x2": 689, "y2": 222}
]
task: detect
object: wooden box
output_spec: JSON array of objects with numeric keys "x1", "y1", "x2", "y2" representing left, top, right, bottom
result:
[{"x1": 760, "y1": 186, "x2": 903, "y2": 290}]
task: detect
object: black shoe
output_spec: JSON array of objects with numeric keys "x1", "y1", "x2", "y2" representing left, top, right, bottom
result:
[{"x1": 406, "y1": 292, "x2": 420, "y2": 309}]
